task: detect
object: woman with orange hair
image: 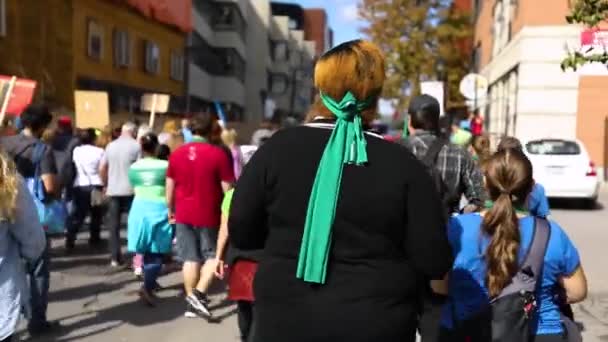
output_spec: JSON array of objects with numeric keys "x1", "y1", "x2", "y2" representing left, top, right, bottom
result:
[{"x1": 227, "y1": 40, "x2": 452, "y2": 341}]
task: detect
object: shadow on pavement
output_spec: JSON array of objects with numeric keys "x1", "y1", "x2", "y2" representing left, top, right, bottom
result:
[
  {"x1": 28, "y1": 294, "x2": 187, "y2": 342},
  {"x1": 49, "y1": 277, "x2": 138, "y2": 303},
  {"x1": 549, "y1": 198, "x2": 605, "y2": 211}
]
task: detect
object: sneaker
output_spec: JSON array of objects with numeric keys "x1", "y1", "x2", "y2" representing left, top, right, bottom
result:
[
  {"x1": 134, "y1": 267, "x2": 143, "y2": 278},
  {"x1": 186, "y1": 294, "x2": 212, "y2": 318},
  {"x1": 138, "y1": 287, "x2": 156, "y2": 307},
  {"x1": 29, "y1": 320, "x2": 62, "y2": 336},
  {"x1": 192, "y1": 289, "x2": 211, "y2": 304},
  {"x1": 110, "y1": 260, "x2": 121, "y2": 268},
  {"x1": 184, "y1": 303, "x2": 197, "y2": 318}
]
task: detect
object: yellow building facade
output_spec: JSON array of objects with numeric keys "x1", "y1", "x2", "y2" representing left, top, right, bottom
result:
[{"x1": 0, "y1": 0, "x2": 186, "y2": 117}]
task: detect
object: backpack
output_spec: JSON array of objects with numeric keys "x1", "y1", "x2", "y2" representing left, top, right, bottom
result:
[
  {"x1": 420, "y1": 138, "x2": 456, "y2": 216},
  {"x1": 450, "y1": 218, "x2": 551, "y2": 342}
]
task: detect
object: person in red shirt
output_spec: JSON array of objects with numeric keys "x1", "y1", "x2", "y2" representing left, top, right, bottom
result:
[{"x1": 166, "y1": 115, "x2": 235, "y2": 319}]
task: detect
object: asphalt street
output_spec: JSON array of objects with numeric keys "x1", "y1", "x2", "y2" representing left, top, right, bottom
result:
[{"x1": 15, "y1": 188, "x2": 608, "y2": 342}]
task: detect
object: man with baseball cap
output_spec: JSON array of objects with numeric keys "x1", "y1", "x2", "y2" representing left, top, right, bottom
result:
[{"x1": 401, "y1": 94, "x2": 485, "y2": 342}]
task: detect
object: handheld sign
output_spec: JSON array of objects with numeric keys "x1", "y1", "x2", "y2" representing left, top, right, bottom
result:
[
  {"x1": 213, "y1": 101, "x2": 226, "y2": 128},
  {"x1": 0, "y1": 75, "x2": 37, "y2": 120},
  {"x1": 0, "y1": 76, "x2": 17, "y2": 125},
  {"x1": 74, "y1": 90, "x2": 110, "y2": 129},
  {"x1": 141, "y1": 93, "x2": 170, "y2": 128}
]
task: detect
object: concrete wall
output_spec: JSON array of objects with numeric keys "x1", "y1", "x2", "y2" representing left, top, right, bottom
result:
[
  {"x1": 246, "y1": 0, "x2": 271, "y2": 123},
  {"x1": 480, "y1": 25, "x2": 581, "y2": 143}
]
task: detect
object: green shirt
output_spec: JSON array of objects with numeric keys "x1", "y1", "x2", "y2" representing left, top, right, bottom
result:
[
  {"x1": 222, "y1": 189, "x2": 234, "y2": 216},
  {"x1": 128, "y1": 158, "x2": 169, "y2": 203}
]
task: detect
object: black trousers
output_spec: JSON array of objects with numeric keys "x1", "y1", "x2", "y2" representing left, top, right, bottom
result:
[
  {"x1": 66, "y1": 186, "x2": 104, "y2": 244},
  {"x1": 237, "y1": 301, "x2": 254, "y2": 342},
  {"x1": 106, "y1": 196, "x2": 133, "y2": 263},
  {"x1": 418, "y1": 291, "x2": 446, "y2": 342}
]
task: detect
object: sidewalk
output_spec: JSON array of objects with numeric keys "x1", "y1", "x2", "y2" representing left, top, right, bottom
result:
[{"x1": 20, "y1": 238, "x2": 240, "y2": 342}]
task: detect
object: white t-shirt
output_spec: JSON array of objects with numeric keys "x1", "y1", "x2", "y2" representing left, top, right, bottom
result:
[{"x1": 73, "y1": 145, "x2": 105, "y2": 187}]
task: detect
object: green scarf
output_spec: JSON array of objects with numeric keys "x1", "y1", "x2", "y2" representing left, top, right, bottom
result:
[
  {"x1": 191, "y1": 135, "x2": 207, "y2": 143},
  {"x1": 296, "y1": 91, "x2": 373, "y2": 284},
  {"x1": 402, "y1": 114, "x2": 409, "y2": 139},
  {"x1": 484, "y1": 200, "x2": 528, "y2": 215}
]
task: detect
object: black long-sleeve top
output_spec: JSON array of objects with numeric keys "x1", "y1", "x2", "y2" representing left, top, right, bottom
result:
[{"x1": 228, "y1": 121, "x2": 453, "y2": 342}]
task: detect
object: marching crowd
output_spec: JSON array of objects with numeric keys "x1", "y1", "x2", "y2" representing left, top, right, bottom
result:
[{"x1": 0, "y1": 39, "x2": 590, "y2": 342}]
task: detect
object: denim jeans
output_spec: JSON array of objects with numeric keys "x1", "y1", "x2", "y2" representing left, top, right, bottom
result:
[
  {"x1": 143, "y1": 253, "x2": 164, "y2": 291},
  {"x1": 66, "y1": 186, "x2": 104, "y2": 244},
  {"x1": 106, "y1": 196, "x2": 133, "y2": 263},
  {"x1": 28, "y1": 238, "x2": 50, "y2": 331}
]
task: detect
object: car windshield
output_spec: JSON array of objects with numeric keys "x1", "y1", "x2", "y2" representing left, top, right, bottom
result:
[{"x1": 526, "y1": 140, "x2": 581, "y2": 155}]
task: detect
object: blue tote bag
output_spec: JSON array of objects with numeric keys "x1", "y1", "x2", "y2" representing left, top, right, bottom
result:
[{"x1": 25, "y1": 142, "x2": 67, "y2": 235}]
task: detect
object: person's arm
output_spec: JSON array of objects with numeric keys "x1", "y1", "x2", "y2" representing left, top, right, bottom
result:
[
  {"x1": 217, "y1": 148, "x2": 235, "y2": 193},
  {"x1": 10, "y1": 180, "x2": 46, "y2": 262},
  {"x1": 431, "y1": 274, "x2": 450, "y2": 295},
  {"x1": 461, "y1": 150, "x2": 485, "y2": 210},
  {"x1": 166, "y1": 177, "x2": 176, "y2": 223},
  {"x1": 99, "y1": 152, "x2": 109, "y2": 186},
  {"x1": 560, "y1": 266, "x2": 587, "y2": 304},
  {"x1": 228, "y1": 145, "x2": 269, "y2": 250},
  {"x1": 405, "y1": 156, "x2": 453, "y2": 280},
  {"x1": 556, "y1": 224, "x2": 587, "y2": 303},
  {"x1": 41, "y1": 145, "x2": 59, "y2": 196}
]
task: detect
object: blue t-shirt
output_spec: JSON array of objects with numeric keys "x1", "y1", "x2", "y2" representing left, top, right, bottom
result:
[
  {"x1": 442, "y1": 214, "x2": 580, "y2": 335},
  {"x1": 529, "y1": 183, "x2": 550, "y2": 218}
]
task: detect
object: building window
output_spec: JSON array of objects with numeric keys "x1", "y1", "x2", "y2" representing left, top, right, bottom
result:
[
  {"x1": 190, "y1": 32, "x2": 246, "y2": 82},
  {"x1": 0, "y1": 0, "x2": 6, "y2": 37},
  {"x1": 170, "y1": 51, "x2": 184, "y2": 81},
  {"x1": 87, "y1": 19, "x2": 104, "y2": 61},
  {"x1": 113, "y1": 30, "x2": 130, "y2": 67},
  {"x1": 492, "y1": 0, "x2": 514, "y2": 57},
  {"x1": 221, "y1": 49, "x2": 245, "y2": 82},
  {"x1": 272, "y1": 41, "x2": 288, "y2": 62},
  {"x1": 213, "y1": 3, "x2": 247, "y2": 42},
  {"x1": 268, "y1": 73, "x2": 289, "y2": 95},
  {"x1": 144, "y1": 40, "x2": 160, "y2": 74}
]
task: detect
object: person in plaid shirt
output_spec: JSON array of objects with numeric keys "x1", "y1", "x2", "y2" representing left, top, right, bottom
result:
[
  {"x1": 400, "y1": 95, "x2": 485, "y2": 342},
  {"x1": 401, "y1": 95, "x2": 485, "y2": 215}
]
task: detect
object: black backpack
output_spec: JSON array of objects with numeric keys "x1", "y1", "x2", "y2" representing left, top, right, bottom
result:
[
  {"x1": 449, "y1": 218, "x2": 551, "y2": 342},
  {"x1": 421, "y1": 138, "x2": 456, "y2": 216}
]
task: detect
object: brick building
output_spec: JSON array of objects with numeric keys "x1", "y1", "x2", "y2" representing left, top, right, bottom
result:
[
  {"x1": 303, "y1": 9, "x2": 332, "y2": 57},
  {"x1": 473, "y1": 0, "x2": 608, "y2": 179}
]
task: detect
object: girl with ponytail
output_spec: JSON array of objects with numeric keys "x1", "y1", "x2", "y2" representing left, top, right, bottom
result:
[{"x1": 434, "y1": 148, "x2": 588, "y2": 341}]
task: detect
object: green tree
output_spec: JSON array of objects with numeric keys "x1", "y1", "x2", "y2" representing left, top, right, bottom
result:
[
  {"x1": 359, "y1": 0, "x2": 472, "y2": 109},
  {"x1": 436, "y1": 4, "x2": 473, "y2": 109},
  {"x1": 561, "y1": 0, "x2": 608, "y2": 71}
]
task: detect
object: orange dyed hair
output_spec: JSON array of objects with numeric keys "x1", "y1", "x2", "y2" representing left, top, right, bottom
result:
[{"x1": 310, "y1": 40, "x2": 385, "y2": 125}]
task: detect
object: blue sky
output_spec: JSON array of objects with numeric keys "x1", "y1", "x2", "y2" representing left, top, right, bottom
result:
[{"x1": 293, "y1": 0, "x2": 364, "y2": 45}]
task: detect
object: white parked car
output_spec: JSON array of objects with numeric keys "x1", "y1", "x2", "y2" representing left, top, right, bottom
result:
[{"x1": 524, "y1": 139, "x2": 600, "y2": 208}]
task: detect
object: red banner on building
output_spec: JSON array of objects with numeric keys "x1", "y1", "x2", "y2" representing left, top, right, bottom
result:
[
  {"x1": 109, "y1": 0, "x2": 193, "y2": 33},
  {"x1": 0, "y1": 75, "x2": 37, "y2": 116}
]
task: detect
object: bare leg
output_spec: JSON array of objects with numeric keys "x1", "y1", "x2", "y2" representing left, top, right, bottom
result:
[
  {"x1": 195, "y1": 259, "x2": 216, "y2": 294},
  {"x1": 183, "y1": 261, "x2": 201, "y2": 296}
]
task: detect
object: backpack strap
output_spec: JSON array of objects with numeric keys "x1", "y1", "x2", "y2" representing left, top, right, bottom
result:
[
  {"x1": 496, "y1": 218, "x2": 551, "y2": 299},
  {"x1": 422, "y1": 138, "x2": 448, "y2": 167},
  {"x1": 522, "y1": 218, "x2": 551, "y2": 281}
]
